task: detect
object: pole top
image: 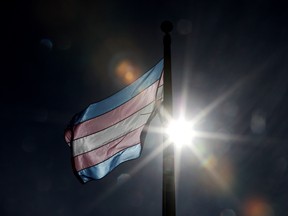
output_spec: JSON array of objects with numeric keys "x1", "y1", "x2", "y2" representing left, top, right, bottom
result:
[{"x1": 161, "y1": 21, "x2": 173, "y2": 34}]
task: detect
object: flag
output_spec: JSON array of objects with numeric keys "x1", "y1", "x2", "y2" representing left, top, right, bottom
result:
[{"x1": 65, "y1": 59, "x2": 164, "y2": 183}]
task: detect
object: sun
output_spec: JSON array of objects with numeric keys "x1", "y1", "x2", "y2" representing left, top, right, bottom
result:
[{"x1": 165, "y1": 118, "x2": 194, "y2": 147}]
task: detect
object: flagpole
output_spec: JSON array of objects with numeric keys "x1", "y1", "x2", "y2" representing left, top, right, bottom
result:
[{"x1": 161, "y1": 21, "x2": 176, "y2": 216}]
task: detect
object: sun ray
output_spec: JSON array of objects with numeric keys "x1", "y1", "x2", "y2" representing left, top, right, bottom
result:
[
  {"x1": 191, "y1": 73, "x2": 256, "y2": 126},
  {"x1": 192, "y1": 130, "x2": 287, "y2": 145},
  {"x1": 86, "y1": 68, "x2": 284, "y2": 213}
]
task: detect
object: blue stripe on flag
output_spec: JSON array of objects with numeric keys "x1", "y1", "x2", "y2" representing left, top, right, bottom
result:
[
  {"x1": 74, "y1": 59, "x2": 163, "y2": 124},
  {"x1": 78, "y1": 143, "x2": 141, "y2": 183}
]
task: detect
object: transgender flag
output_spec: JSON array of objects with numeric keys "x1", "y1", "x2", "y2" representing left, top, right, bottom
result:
[{"x1": 65, "y1": 60, "x2": 163, "y2": 183}]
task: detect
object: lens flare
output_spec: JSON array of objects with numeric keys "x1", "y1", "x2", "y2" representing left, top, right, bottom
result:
[
  {"x1": 115, "y1": 59, "x2": 140, "y2": 85},
  {"x1": 165, "y1": 118, "x2": 194, "y2": 147},
  {"x1": 243, "y1": 197, "x2": 274, "y2": 216}
]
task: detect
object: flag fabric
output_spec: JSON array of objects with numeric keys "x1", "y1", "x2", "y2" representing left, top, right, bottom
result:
[{"x1": 65, "y1": 59, "x2": 164, "y2": 183}]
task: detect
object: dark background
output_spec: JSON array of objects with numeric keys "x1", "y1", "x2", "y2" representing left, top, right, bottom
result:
[{"x1": 2, "y1": 0, "x2": 288, "y2": 215}]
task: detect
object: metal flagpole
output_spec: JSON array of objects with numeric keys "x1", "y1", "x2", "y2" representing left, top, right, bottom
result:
[{"x1": 161, "y1": 21, "x2": 176, "y2": 216}]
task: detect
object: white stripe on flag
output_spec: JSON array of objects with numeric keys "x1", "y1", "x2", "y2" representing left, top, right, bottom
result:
[
  {"x1": 78, "y1": 143, "x2": 142, "y2": 182},
  {"x1": 73, "y1": 102, "x2": 155, "y2": 156}
]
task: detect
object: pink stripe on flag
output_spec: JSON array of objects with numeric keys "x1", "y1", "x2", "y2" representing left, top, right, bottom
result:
[
  {"x1": 74, "y1": 126, "x2": 144, "y2": 171},
  {"x1": 66, "y1": 81, "x2": 160, "y2": 142}
]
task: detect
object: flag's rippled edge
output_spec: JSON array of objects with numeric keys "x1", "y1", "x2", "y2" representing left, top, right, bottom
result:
[{"x1": 65, "y1": 59, "x2": 163, "y2": 183}]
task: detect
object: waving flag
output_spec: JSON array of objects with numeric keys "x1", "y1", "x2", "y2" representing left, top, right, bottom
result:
[{"x1": 65, "y1": 59, "x2": 163, "y2": 183}]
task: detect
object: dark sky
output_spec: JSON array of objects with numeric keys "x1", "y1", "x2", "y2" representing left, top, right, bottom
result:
[{"x1": 2, "y1": 0, "x2": 288, "y2": 216}]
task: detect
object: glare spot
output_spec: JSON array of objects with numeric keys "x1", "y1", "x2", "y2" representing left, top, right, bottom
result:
[
  {"x1": 177, "y1": 19, "x2": 192, "y2": 35},
  {"x1": 221, "y1": 208, "x2": 237, "y2": 216},
  {"x1": 201, "y1": 155, "x2": 234, "y2": 191},
  {"x1": 243, "y1": 197, "x2": 274, "y2": 216},
  {"x1": 124, "y1": 71, "x2": 134, "y2": 82},
  {"x1": 40, "y1": 38, "x2": 53, "y2": 50},
  {"x1": 203, "y1": 155, "x2": 218, "y2": 169},
  {"x1": 250, "y1": 111, "x2": 266, "y2": 134},
  {"x1": 165, "y1": 118, "x2": 194, "y2": 147},
  {"x1": 115, "y1": 59, "x2": 140, "y2": 85},
  {"x1": 117, "y1": 173, "x2": 130, "y2": 185}
]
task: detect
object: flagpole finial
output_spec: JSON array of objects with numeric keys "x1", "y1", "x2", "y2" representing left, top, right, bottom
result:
[{"x1": 161, "y1": 21, "x2": 173, "y2": 34}]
